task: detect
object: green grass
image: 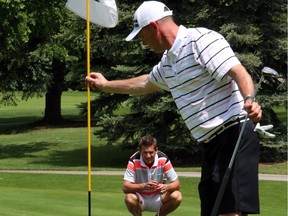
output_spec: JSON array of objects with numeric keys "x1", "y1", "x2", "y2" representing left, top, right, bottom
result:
[
  {"x1": 273, "y1": 106, "x2": 287, "y2": 122},
  {"x1": 0, "y1": 90, "x2": 286, "y2": 173},
  {"x1": 0, "y1": 124, "x2": 287, "y2": 173},
  {"x1": 0, "y1": 126, "x2": 135, "y2": 170},
  {"x1": 0, "y1": 91, "x2": 88, "y2": 123},
  {"x1": 0, "y1": 91, "x2": 287, "y2": 215},
  {"x1": 0, "y1": 91, "x2": 286, "y2": 173},
  {"x1": 0, "y1": 173, "x2": 286, "y2": 216},
  {"x1": 259, "y1": 162, "x2": 288, "y2": 175}
]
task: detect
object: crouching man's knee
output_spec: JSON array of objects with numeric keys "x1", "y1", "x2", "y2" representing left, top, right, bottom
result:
[
  {"x1": 125, "y1": 193, "x2": 142, "y2": 216},
  {"x1": 170, "y1": 190, "x2": 182, "y2": 207}
]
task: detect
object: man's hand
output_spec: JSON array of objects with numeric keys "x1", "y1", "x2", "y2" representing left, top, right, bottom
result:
[
  {"x1": 244, "y1": 100, "x2": 262, "y2": 123},
  {"x1": 85, "y1": 73, "x2": 159, "y2": 95},
  {"x1": 144, "y1": 180, "x2": 158, "y2": 190},
  {"x1": 154, "y1": 183, "x2": 167, "y2": 194},
  {"x1": 85, "y1": 72, "x2": 108, "y2": 91}
]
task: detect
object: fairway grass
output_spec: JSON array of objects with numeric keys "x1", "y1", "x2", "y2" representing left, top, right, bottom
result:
[
  {"x1": 0, "y1": 173, "x2": 286, "y2": 216},
  {"x1": 0, "y1": 125, "x2": 287, "y2": 173},
  {"x1": 0, "y1": 127, "x2": 135, "y2": 171},
  {"x1": 0, "y1": 90, "x2": 286, "y2": 173},
  {"x1": 0, "y1": 91, "x2": 287, "y2": 215},
  {"x1": 0, "y1": 91, "x2": 88, "y2": 124}
]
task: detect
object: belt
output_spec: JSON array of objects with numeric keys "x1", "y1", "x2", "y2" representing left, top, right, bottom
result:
[{"x1": 203, "y1": 116, "x2": 247, "y2": 143}]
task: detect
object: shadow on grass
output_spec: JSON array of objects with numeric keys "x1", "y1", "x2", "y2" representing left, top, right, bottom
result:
[
  {"x1": 0, "y1": 118, "x2": 88, "y2": 135},
  {"x1": 32, "y1": 145, "x2": 134, "y2": 169},
  {"x1": 0, "y1": 120, "x2": 133, "y2": 169},
  {"x1": 0, "y1": 122, "x2": 37, "y2": 135},
  {"x1": 0, "y1": 142, "x2": 53, "y2": 159}
]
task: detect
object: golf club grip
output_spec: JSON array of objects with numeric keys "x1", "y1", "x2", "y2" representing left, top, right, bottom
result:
[{"x1": 210, "y1": 168, "x2": 232, "y2": 216}]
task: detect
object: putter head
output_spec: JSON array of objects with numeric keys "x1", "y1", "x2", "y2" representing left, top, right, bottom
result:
[{"x1": 261, "y1": 67, "x2": 280, "y2": 77}]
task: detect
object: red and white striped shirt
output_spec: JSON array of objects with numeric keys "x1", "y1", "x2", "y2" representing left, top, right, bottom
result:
[
  {"x1": 149, "y1": 26, "x2": 244, "y2": 142},
  {"x1": 124, "y1": 151, "x2": 178, "y2": 195}
]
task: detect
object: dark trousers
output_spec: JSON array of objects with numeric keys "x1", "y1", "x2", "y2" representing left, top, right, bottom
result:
[{"x1": 198, "y1": 121, "x2": 260, "y2": 216}]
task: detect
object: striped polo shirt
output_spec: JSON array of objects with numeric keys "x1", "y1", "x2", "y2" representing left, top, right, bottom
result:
[
  {"x1": 149, "y1": 25, "x2": 244, "y2": 142},
  {"x1": 124, "y1": 150, "x2": 178, "y2": 195}
]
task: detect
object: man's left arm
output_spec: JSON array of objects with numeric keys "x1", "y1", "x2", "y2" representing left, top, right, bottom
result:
[
  {"x1": 166, "y1": 178, "x2": 180, "y2": 192},
  {"x1": 227, "y1": 64, "x2": 262, "y2": 123}
]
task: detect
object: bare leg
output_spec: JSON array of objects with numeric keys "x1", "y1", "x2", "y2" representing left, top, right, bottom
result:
[
  {"x1": 158, "y1": 191, "x2": 182, "y2": 216},
  {"x1": 125, "y1": 193, "x2": 142, "y2": 216}
]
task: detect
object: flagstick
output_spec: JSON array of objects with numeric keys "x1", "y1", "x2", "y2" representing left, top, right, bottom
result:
[{"x1": 86, "y1": 0, "x2": 92, "y2": 215}]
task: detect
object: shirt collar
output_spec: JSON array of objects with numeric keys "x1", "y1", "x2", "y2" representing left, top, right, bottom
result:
[
  {"x1": 167, "y1": 25, "x2": 189, "y2": 58},
  {"x1": 140, "y1": 153, "x2": 159, "y2": 168}
]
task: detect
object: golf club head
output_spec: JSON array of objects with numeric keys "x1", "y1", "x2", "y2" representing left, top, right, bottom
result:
[{"x1": 261, "y1": 67, "x2": 280, "y2": 77}]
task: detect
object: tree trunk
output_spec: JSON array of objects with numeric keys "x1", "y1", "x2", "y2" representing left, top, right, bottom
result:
[{"x1": 42, "y1": 58, "x2": 66, "y2": 124}]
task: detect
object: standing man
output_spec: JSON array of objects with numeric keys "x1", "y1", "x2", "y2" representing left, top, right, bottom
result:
[
  {"x1": 123, "y1": 135, "x2": 182, "y2": 216},
  {"x1": 86, "y1": 1, "x2": 262, "y2": 215}
]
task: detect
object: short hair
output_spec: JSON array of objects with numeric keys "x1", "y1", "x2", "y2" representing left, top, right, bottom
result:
[{"x1": 138, "y1": 135, "x2": 158, "y2": 151}]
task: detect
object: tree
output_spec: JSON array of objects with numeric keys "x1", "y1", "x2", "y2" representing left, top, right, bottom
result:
[{"x1": 0, "y1": 0, "x2": 77, "y2": 124}]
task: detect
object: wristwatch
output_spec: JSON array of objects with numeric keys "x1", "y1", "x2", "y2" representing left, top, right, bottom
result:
[{"x1": 244, "y1": 95, "x2": 255, "y2": 103}]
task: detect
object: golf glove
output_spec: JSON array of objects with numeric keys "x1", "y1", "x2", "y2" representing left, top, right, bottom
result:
[{"x1": 254, "y1": 123, "x2": 275, "y2": 138}]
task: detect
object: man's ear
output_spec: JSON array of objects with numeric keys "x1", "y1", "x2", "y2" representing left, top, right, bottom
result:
[{"x1": 149, "y1": 21, "x2": 158, "y2": 31}]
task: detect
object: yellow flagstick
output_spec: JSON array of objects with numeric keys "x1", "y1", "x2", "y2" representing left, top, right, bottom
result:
[
  {"x1": 65, "y1": 0, "x2": 118, "y2": 214},
  {"x1": 86, "y1": 0, "x2": 92, "y2": 215}
]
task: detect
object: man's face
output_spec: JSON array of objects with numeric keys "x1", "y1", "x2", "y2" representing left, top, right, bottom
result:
[
  {"x1": 138, "y1": 23, "x2": 164, "y2": 53},
  {"x1": 140, "y1": 145, "x2": 158, "y2": 167}
]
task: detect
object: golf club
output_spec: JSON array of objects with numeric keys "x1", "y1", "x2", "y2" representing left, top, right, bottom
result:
[{"x1": 211, "y1": 66, "x2": 280, "y2": 216}]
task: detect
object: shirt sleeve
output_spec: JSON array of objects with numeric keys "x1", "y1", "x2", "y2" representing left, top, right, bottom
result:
[
  {"x1": 149, "y1": 61, "x2": 170, "y2": 91},
  {"x1": 194, "y1": 29, "x2": 241, "y2": 82},
  {"x1": 164, "y1": 160, "x2": 178, "y2": 182},
  {"x1": 123, "y1": 161, "x2": 136, "y2": 183}
]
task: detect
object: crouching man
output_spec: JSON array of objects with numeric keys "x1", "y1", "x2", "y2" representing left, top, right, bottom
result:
[{"x1": 123, "y1": 135, "x2": 182, "y2": 216}]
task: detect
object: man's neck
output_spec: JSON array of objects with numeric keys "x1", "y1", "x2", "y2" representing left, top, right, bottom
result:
[
  {"x1": 161, "y1": 22, "x2": 179, "y2": 50},
  {"x1": 145, "y1": 162, "x2": 154, "y2": 168}
]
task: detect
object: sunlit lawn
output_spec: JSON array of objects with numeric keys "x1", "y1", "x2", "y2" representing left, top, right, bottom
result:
[
  {"x1": 0, "y1": 173, "x2": 286, "y2": 216},
  {"x1": 0, "y1": 91, "x2": 88, "y2": 123},
  {"x1": 0, "y1": 91, "x2": 287, "y2": 215}
]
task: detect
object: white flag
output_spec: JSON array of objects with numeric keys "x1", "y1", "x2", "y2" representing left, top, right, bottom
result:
[{"x1": 66, "y1": 0, "x2": 118, "y2": 28}]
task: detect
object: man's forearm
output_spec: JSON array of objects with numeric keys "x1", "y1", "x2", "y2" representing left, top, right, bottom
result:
[
  {"x1": 101, "y1": 75, "x2": 159, "y2": 95},
  {"x1": 227, "y1": 64, "x2": 255, "y2": 98},
  {"x1": 123, "y1": 182, "x2": 151, "y2": 194},
  {"x1": 166, "y1": 180, "x2": 180, "y2": 192}
]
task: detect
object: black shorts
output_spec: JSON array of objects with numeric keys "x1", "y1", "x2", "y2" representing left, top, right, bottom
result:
[{"x1": 198, "y1": 120, "x2": 260, "y2": 216}]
